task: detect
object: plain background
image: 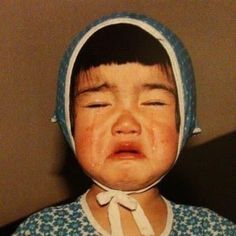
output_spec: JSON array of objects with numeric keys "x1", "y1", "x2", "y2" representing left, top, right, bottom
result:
[{"x1": 1, "y1": 0, "x2": 236, "y2": 227}]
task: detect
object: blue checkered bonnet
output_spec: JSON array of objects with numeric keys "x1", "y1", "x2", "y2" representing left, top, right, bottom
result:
[{"x1": 51, "y1": 13, "x2": 201, "y2": 157}]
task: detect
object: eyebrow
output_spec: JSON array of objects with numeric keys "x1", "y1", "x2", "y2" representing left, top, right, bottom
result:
[
  {"x1": 75, "y1": 82, "x2": 113, "y2": 96},
  {"x1": 142, "y1": 83, "x2": 176, "y2": 96}
]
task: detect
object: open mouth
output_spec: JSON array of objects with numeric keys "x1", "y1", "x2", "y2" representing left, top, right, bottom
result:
[{"x1": 109, "y1": 143, "x2": 145, "y2": 159}]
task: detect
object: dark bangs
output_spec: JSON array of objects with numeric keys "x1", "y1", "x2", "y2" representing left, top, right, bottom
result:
[{"x1": 72, "y1": 23, "x2": 173, "y2": 76}]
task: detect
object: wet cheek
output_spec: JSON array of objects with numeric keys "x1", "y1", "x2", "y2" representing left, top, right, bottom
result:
[
  {"x1": 75, "y1": 125, "x2": 91, "y2": 151},
  {"x1": 159, "y1": 129, "x2": 178, "y2": 160},
  {"x1": 148, "y1": 124, "x2": 178, "y2": 151},
  {"x1": 74, "y1": 125, "x2": 104, "y2": 170},
  {"x1": 149, "y1": 127, "x2": 158, "y2": 151}
]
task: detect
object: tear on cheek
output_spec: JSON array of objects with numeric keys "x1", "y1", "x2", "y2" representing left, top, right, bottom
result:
[{"x1": 150, "y1": 128, "x2": 158, "y2": 151}]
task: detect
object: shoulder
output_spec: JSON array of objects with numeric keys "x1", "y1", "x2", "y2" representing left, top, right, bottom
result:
[
  {"x1": 13, "y1": 195, "x2": 95, "y2": 236},
  {"x1": 170, "y1": 201, "x2": 236, "y2": 235}
]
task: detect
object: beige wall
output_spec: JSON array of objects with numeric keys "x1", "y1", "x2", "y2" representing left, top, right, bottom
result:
[{"x1": 1, "y1": 0, "x2": 235, "y2": 226}]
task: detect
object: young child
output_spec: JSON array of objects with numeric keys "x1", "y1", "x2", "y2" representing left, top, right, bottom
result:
[{"x1": 14, "y1": 13, "x2": 235, "y2": 236}]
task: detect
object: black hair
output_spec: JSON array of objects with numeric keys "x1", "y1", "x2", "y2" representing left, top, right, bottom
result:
[
  {"x1": 70, "y1": 23, "x2": 179, "y2": 131},
  {"x1": 72, "y1": 24, "x2": 172, "y2": 73}
]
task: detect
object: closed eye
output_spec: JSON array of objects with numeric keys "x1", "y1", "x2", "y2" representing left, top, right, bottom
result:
[
  {"x1": 141, "y1": 101, "x2": 167, "y2": 106},
  {"x1": 84, "y1": 103, "x2": 111, "y2": 108}
]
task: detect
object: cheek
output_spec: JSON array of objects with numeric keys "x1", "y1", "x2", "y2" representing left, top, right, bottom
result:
[
  {"x1": 74, "y1": 109, "x2": 106, "y2": 146},
  {"x1": 144, "y1": 107, "x2": 178, "y2": 148},
  {"x1": 148, "y1": 121, "x2": 179, "y2": 158},
  {"x1": 74, "y1": 110, "x2": 97, "y2": 150},
  {"x1": 74, "y1": 119, "x2": 106, "y2": 171},
  {"x1": 74, "y1": 126, "x2": 94, "y2": 167},
  {"x1": 75, "y1": 126, "x2": 93, "y2": 150}
]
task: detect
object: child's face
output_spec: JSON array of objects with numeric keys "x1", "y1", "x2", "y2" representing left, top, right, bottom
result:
[{"x1": 73, "y1": 63, "x2": 178, "y2": 191}]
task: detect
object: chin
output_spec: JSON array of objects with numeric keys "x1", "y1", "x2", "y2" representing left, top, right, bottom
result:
[{"x1": 98, "y1": 174, "x2": 160, "y2": 191}]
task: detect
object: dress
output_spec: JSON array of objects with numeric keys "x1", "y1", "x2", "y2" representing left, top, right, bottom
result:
[{"x1": 13, "y1": 192, "x2": 236, "y2": 236}]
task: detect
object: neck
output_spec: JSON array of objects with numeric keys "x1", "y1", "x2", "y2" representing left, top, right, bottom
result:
[
  {"x1": 87, "y1": 183, "x2": 163, "y2": 209},
  {"x1": 86, "y1": 183, "x2": 168, "y2": 235}
]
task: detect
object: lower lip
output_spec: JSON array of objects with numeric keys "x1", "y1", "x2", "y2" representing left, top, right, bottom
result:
[{"x1": 108, "y1": 152, "x2": 145, "y2": 160}]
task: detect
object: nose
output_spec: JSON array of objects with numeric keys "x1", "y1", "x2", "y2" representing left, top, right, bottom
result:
[{"x1": 112, "y1": 110, "x2": 141, "y2": 136}]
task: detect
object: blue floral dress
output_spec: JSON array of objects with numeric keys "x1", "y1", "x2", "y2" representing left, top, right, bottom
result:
[{"x1": 13, "y1": 192, "x2": 236, "y2": 236}]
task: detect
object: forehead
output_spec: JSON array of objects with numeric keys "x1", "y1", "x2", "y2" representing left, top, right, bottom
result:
[{"x1": 76, "y1": 63, "x2": 176, "y2": 89}]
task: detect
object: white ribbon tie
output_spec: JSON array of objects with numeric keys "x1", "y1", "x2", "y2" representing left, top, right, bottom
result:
[{"x1": 96, "y1": 190, "x2": 155, "y2": 236}]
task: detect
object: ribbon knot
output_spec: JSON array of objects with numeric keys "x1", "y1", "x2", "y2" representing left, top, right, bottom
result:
[
  {"x1": 97, "y1": 190, "x2": 137, "y2": 210},
  {"x1": 96, "y1": 190, "x2": 155, "y2": 236}
]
